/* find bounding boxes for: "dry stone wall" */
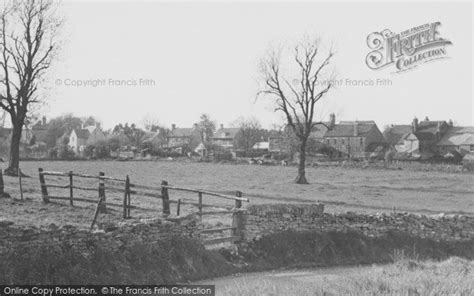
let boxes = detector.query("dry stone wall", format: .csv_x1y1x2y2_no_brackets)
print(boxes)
0,203,472,254
243,203,474,242
0,219,197,254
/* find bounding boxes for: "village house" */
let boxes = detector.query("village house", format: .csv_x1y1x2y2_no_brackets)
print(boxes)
211,124,240,150
68,123,106,155
436,126,474,156
323,120,385,159
384,117,451,155
166,124,202,154
268,113,336,154
22,116,49,146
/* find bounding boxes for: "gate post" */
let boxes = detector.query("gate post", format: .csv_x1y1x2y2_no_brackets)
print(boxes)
232,191,244,242
38,168,49,203
98,172,106,212
161,180,170,217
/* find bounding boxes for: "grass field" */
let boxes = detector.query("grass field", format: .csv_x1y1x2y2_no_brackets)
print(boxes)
203,257,474,296
1,160,473,228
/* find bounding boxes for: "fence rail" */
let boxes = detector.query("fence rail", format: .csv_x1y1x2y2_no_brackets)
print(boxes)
34,168,250,246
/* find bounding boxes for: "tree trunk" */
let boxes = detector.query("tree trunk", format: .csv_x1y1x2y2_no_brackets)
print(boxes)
4,122,22,176
295,138,308,184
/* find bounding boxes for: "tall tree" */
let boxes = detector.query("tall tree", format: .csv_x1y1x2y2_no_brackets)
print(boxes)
0,0,62,175
258,38,334,184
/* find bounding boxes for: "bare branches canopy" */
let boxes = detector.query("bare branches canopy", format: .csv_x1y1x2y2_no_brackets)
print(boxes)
258,37,335,184
0,0,62,175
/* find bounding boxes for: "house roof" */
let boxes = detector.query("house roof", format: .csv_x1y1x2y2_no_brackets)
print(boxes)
86,128,106,145
437,126,474,146
383,125,412,145
73,129,91,140
169,128,196,138
213,128,240,139
324,121,377,138
416,120,447,134
311,124,329,139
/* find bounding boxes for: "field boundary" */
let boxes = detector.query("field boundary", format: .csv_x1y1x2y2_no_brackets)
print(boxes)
37,167,250,246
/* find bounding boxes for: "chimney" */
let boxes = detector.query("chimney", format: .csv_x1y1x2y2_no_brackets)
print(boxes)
412,117,418,133
96,122,101,130
42,116,47,126
171,124,176,130
220,124,224,130
424,116,429,121
329,113,335,129
353,123,358,137
193,123,198,129
448,119,453,127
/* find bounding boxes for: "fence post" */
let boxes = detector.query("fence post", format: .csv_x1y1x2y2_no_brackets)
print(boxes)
90,196,104,231
123,175,130,219
0,169,5,197
69,171,74,206
38,168,49,203
161,180,170,217
177,199,181,216
98,172,106,212
18,168,23,201
232,191,244,243
198,192,203,222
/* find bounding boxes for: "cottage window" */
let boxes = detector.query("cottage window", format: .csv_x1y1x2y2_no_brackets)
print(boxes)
333,139,336,145
360,137,363,146
342,139,345,145
470,145,474,151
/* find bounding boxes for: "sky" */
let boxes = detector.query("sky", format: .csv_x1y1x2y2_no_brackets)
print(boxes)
37,1,473,130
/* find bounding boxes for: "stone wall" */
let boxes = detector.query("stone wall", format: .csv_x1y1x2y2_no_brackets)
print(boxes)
1,203,473,255
0,219,197,254
243,203,474,242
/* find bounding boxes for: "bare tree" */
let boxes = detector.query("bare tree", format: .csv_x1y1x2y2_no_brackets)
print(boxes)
141,114,161,132
196,113,216,146
258,38,334,184
0,0,61,175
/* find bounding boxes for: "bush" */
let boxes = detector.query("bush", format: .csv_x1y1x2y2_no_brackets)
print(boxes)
214,150,234,161
82,140,112,159
58,145,75,160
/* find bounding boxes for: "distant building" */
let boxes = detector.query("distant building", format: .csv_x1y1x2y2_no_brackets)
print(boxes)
384,117,451,154
323,120,385,158
22,116,49,145
166,123,201,154
86,124,106,146
69,129,90,154
268,113,336,154
437,126,474,156
252,141,269,150
268,136,286,153
194,142,208,156
69,123,106,155
212,124,240,150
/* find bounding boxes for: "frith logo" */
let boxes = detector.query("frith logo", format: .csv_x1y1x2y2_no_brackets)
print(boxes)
366,22,452,73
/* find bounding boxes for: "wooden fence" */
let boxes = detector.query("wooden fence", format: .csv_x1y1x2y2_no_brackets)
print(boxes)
37,168,249,245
